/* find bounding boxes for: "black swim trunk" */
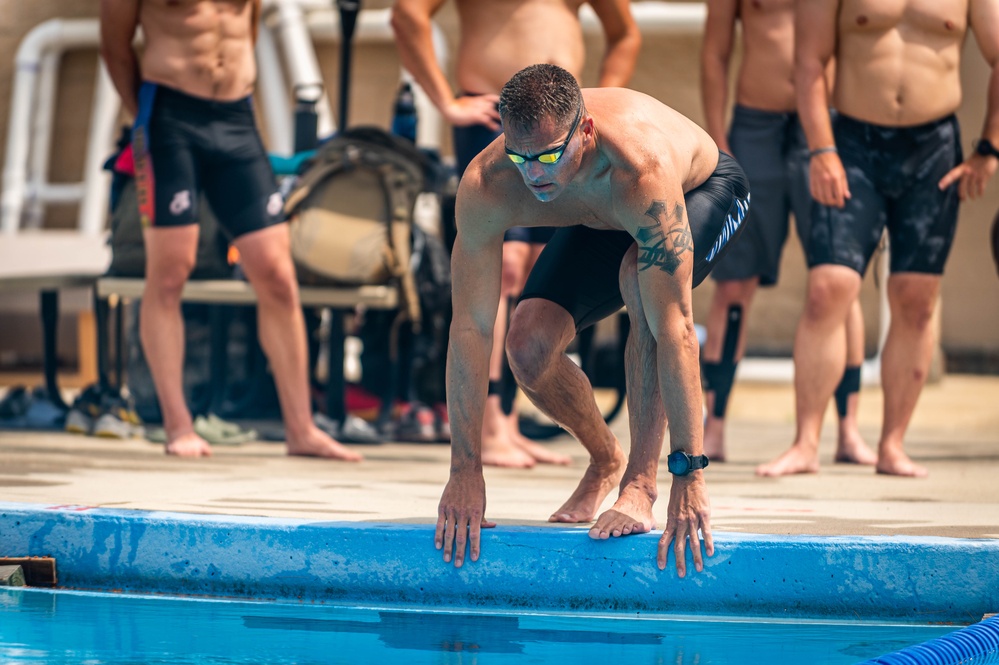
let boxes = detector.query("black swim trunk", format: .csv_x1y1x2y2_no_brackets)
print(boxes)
453,94,556,245
521,151,751,331
711,105,812,286
807,113,963,275
132,82,284,239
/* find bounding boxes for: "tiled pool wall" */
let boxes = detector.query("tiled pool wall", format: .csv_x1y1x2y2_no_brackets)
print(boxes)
2,502,997,623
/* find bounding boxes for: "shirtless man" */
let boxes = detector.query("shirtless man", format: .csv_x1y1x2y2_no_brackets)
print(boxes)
99,0,361,461
758,0,999,477
391,0,640,468
436,64,751,574
700,0,876,465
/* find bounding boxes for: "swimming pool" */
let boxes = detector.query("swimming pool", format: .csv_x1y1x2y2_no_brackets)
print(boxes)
2,502,998,663
0,587,965,664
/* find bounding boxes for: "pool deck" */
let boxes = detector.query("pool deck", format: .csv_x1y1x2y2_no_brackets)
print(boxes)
3,374,999,621
2,374,997,540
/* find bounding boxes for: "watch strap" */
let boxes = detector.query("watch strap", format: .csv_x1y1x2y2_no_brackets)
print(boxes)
690,454,710,471
975,138,999,159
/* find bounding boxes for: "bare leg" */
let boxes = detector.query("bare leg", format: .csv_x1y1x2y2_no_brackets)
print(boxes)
591,247,663,539
507,299,626,523
481,241,536,467
235,226,361,461
834,299,878,464
141,226,212,458
757,265,861,476
875,273,937,477
504,243,571,466
701,278,758,461
507,409,571,465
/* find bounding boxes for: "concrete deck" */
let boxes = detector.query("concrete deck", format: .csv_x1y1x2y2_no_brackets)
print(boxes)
2,374,997,541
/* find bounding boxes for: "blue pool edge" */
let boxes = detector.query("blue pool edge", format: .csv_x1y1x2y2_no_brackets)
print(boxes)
1,501,996,623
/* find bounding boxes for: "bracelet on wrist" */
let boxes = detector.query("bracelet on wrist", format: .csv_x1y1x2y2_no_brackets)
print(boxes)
809,146,838,158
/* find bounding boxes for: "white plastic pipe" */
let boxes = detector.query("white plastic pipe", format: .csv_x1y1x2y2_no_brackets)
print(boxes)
255,22,295,156
1,18,117,236
26,50,61,229
264,0,336,138
77,62,118,237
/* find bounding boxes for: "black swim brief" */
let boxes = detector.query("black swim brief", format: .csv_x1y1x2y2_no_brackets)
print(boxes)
520,151,751,331
711,105,812,286
806,113,963,275
132,82,284,239
453,94,555,245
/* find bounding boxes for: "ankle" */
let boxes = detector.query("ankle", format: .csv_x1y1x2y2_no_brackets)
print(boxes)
619,478,658,505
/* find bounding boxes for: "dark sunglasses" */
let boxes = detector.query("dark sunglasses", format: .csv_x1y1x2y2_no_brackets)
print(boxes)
505,105,582,165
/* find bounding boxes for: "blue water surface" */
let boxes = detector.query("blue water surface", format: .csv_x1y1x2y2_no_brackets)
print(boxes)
0,587,961,664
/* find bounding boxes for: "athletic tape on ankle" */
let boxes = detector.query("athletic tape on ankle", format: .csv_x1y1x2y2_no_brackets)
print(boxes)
835,366,862,419
703,305,743,418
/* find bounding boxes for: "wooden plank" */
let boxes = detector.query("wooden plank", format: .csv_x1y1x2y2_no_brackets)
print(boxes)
0,557,57,587
97,277,399,310
0,565,25,586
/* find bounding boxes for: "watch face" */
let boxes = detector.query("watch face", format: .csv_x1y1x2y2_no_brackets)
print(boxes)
976,139,999,158
668,452,690,475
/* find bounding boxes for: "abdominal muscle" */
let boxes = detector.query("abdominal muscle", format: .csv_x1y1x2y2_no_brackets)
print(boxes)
139,0,257,101
833,22,964,126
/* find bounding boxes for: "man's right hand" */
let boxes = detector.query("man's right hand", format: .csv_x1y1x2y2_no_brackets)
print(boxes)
436,470,497,567
809,150,851,208
444,94,502,130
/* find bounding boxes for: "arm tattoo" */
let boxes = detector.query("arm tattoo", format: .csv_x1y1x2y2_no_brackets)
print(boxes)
636,200,693,274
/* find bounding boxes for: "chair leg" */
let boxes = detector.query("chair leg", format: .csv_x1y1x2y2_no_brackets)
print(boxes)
40,289,67,409
325,309,346,422
94,288,112,393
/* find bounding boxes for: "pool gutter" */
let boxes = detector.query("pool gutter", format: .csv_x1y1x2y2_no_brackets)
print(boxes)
2,502,996,623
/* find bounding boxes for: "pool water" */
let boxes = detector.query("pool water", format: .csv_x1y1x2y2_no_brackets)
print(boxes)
0,587,962,664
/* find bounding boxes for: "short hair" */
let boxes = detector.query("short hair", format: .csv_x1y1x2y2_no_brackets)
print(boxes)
499,64,583,135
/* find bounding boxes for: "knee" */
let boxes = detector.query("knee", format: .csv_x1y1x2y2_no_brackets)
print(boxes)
249,256,299,305
500,257,526,298
144,262,194,304
891,281,937,330
713,279,755,305
506,316,557,386
803,270,857,321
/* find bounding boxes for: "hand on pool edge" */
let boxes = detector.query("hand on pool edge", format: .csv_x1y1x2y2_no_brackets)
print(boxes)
435,471,497,568
658,472,713,577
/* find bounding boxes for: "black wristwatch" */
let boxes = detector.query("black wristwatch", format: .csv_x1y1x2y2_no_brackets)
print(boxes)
974,138,999,160
667,451,710,476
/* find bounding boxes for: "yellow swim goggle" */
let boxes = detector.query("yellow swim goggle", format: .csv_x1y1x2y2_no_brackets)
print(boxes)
505,105,581,165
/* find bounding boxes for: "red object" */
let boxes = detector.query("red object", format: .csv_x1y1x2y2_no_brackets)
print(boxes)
114,143,135,176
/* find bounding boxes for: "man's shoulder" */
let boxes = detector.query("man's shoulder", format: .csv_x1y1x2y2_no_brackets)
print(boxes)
456,155,524,219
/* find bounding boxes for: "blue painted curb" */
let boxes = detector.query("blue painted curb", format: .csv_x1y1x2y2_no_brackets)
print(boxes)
2,502,997,622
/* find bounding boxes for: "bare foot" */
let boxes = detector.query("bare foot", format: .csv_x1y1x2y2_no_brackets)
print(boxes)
549,444,627,523
876,448,928,478
286,426,363,462
834,428,878,465
481,406,535,469
703,415,726,462
755,444,820,477
165,431,213,458
589,485,657,539
508,414,571,465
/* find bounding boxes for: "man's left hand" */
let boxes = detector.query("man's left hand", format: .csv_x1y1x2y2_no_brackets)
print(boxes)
657,473,713,577
939,154,998,201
